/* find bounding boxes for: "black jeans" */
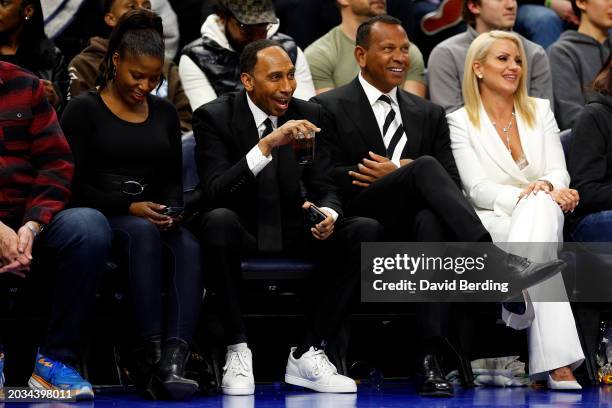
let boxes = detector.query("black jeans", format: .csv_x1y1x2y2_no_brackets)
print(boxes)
198,208,384,346
108,215,203,343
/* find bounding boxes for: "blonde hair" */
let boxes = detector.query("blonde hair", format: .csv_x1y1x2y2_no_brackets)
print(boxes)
462,30,536,128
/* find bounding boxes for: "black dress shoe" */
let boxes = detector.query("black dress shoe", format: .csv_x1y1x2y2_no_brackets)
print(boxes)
156,338,199,400
501,253,565,299
419,354,453,398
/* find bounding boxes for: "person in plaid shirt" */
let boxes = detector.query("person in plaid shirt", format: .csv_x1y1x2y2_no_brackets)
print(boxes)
0,61,112,399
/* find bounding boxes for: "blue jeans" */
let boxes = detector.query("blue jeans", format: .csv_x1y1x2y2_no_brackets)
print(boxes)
515,5,564,49
35,208,112,364
570,210,612,242
108,215,203,343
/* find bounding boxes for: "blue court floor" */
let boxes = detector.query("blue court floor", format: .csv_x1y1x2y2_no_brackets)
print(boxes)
5,382,612,408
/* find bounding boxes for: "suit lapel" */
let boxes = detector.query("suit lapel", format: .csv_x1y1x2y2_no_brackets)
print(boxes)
341,79,386,156
397,90,423,158
478,104,528,182
232,90,260,154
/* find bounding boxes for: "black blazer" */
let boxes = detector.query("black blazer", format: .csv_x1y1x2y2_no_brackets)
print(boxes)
311,77,461,204
193,90,342,237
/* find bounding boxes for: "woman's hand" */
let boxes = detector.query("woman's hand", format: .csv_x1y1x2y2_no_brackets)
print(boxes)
549,188,580,213
128,202,172,228
518,180,552,201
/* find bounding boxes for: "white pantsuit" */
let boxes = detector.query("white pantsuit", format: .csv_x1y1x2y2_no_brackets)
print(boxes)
447,98,584,378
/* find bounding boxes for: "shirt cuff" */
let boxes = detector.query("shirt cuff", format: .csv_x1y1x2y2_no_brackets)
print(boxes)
246,144,272,176
320,207,339,222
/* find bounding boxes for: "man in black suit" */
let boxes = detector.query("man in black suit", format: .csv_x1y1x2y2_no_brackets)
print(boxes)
192,39,383,396
312,15,565,397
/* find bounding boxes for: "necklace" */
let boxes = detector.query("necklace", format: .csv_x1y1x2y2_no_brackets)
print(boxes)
492,111,516,152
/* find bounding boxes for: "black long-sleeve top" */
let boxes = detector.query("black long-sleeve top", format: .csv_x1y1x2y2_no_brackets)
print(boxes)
568,93,612,217
60,91,183,214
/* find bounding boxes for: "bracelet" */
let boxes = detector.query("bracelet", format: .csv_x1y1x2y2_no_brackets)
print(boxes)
26,222,41,239
537,179,554,191
545,0,552,8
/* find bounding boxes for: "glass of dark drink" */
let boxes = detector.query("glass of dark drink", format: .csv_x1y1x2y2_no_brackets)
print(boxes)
292,130,315,165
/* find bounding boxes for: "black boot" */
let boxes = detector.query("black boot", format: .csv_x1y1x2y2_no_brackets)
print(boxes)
121,336,162,400
157,338,199,400
419,354,453,398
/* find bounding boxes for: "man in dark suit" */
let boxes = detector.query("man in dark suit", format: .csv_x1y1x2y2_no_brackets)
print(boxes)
312,15,565,397
192,39,383,396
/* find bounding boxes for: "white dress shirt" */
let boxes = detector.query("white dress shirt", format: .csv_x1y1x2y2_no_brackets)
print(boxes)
357,73,407,167
244,93,338,221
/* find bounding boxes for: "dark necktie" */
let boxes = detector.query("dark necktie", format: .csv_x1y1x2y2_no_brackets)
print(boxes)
378,94,407,160
257,118,283,252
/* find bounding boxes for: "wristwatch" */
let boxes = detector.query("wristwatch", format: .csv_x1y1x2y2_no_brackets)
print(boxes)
26,221,44,239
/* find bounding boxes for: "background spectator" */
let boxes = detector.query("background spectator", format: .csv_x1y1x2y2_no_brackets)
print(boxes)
547,0,612,130
179,0,315,111
0,0,68,111
305,0,426,97
515,0,579,49
568,55,612,241
42,0,180,63
428,0,553,112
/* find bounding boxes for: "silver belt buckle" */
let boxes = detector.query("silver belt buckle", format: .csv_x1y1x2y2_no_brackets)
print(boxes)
122,180,146,195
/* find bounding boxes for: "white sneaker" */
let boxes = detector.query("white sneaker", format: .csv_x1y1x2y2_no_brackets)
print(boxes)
222,346,255,395
285,347,357,393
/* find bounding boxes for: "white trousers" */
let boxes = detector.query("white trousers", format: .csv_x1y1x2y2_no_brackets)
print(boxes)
485,193,584,378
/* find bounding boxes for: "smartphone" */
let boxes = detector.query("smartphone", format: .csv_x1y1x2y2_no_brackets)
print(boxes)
303,204,327,227
163,206,184,218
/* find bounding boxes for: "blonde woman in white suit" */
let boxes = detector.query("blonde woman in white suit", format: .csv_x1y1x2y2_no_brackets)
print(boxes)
446,30,584,390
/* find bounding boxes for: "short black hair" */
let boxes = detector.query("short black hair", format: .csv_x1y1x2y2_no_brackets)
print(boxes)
239,39,284,74
356,15,403,49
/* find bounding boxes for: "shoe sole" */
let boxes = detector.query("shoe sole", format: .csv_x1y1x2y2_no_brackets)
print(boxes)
503,261,566,302
28,375,94,400
163,380,198,400
419,389,454,398
285,374,357,393
222,385,255,395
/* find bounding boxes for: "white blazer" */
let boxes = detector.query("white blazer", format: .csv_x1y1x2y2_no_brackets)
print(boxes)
446,98,569,226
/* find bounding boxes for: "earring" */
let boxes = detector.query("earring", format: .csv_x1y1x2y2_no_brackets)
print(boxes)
477,73,483,79
25,16,30,20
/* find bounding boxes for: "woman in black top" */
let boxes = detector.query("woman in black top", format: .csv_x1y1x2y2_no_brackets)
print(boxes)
60,9,201,400
568,54,612,241
0,0,67,110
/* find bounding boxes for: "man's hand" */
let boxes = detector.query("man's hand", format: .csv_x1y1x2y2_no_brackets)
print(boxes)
258,119,319,157
303,202,335,240
348,151,398,187
128,202,173,229
0,222,30,277
549,188,580,213
41,80,60,108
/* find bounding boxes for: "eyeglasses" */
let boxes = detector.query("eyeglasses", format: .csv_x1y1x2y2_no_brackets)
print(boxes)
230,14,272,34
237,21,272,33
